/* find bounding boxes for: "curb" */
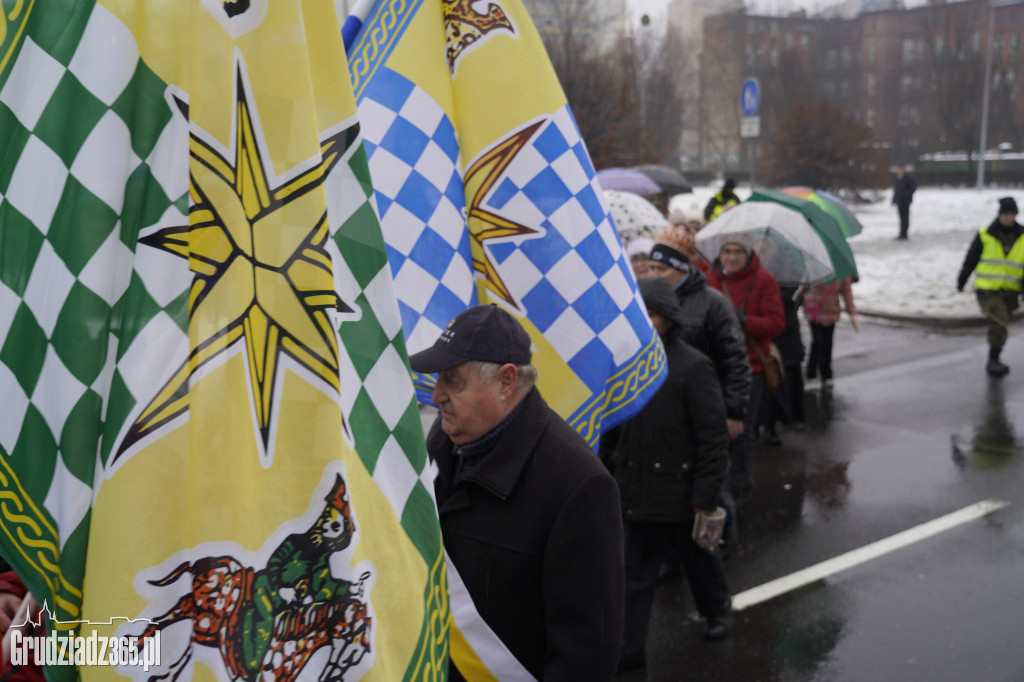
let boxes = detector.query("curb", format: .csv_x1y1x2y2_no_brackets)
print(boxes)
858,308,1024,328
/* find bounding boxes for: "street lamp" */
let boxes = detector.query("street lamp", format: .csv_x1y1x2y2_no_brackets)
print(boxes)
977,0,1020,188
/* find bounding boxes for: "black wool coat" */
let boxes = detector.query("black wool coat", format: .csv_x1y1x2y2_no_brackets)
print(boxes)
600,331,730,521
429,387,624,682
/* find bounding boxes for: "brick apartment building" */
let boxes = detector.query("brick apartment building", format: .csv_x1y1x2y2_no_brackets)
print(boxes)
698,0,1024,177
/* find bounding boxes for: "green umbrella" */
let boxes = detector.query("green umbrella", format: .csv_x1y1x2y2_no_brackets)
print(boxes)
781,186,864,237
746,189,858,281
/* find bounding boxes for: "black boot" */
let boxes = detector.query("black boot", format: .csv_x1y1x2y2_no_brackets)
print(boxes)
987,347,1010,377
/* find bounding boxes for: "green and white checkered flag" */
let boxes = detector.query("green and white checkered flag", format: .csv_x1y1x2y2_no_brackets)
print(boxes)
0,2,446,681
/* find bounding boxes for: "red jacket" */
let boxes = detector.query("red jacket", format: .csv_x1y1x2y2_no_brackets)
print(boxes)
707,251,786,373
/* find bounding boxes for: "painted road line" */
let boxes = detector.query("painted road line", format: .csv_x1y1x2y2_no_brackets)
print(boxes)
732,498,1010,612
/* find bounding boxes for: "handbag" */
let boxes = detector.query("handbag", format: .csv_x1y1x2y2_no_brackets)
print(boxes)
752,339,785,390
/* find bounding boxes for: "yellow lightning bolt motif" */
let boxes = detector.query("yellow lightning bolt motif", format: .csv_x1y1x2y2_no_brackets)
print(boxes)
463,120,544,309
116,67,356,461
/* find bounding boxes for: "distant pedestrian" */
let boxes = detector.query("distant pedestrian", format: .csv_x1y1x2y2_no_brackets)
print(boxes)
891,164,917,240
956,196,1024,377
704,178,740,222
802,277,860,388
601,278,733,671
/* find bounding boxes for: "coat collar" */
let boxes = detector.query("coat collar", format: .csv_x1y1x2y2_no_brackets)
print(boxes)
430,387,549,509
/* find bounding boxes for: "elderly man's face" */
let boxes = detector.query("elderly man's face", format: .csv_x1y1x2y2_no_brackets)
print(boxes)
431,362,513,444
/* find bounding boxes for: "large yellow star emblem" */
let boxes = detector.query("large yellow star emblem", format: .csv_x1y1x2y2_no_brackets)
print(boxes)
115,67,355,463
463,120,544,309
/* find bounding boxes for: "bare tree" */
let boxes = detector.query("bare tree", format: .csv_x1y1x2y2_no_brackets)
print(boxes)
760,100,890,191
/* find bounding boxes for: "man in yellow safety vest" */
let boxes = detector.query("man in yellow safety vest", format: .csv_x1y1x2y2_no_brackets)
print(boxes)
957,196,1024,376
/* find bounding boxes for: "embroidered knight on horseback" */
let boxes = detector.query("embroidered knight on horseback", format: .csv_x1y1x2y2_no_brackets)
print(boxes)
137,474,373,682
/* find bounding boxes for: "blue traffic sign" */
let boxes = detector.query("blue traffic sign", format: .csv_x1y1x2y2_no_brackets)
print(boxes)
740,77,761,117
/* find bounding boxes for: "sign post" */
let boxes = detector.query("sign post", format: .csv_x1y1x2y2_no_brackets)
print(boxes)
739,77,761,190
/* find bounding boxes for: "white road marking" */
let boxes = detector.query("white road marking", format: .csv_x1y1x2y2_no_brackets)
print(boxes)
731,498,1010,612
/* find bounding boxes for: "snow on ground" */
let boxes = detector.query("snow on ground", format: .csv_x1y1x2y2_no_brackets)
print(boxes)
669,184,1024,319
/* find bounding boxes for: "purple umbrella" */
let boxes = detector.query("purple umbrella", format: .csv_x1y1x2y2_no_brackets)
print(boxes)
596,167,662,196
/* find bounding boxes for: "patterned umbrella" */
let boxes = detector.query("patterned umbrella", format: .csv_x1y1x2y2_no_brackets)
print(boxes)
781,186,864,237
596,167,662,196
603,190,669,240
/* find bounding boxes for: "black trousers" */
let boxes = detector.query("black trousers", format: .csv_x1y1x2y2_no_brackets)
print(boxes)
897,203,911,238
807,322,836,380
727,372,764,497
620,520,732,665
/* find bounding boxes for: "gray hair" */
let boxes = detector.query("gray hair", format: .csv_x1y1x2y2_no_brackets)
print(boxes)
466,360,538,392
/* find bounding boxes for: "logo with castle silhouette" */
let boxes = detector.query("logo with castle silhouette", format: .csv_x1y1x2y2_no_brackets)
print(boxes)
8,601,161,670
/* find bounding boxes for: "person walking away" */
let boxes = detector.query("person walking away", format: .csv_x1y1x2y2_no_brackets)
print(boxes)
601,278,733,673
706,239,785,500
803,276,860,388
409,304,625,681
956,196,1024,377
704,178,740,222
892,164,917,240
760,285,806,445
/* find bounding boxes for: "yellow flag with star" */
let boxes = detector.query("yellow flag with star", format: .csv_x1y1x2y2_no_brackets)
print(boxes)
0,2,446,682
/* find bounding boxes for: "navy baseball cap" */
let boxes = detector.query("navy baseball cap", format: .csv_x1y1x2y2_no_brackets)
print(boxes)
409,304,533,373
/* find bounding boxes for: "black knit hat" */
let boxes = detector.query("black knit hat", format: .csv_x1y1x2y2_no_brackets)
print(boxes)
999,197,1018,215
638,277,687,330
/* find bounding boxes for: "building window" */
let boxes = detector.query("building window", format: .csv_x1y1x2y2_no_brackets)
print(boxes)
771,21,779,37
747,45,755,65
826,49,837,69
867,73,877,95
801,34,809,49
972,31,981,53
1012,34,1019,57
841,79,850,97
786,32,794,49
935,36,943,56
901,74,914,94
867,108,875,127
841,46,851,66
902,39,915,61
771,47,778,66
824,80,836,97
869,42,877,63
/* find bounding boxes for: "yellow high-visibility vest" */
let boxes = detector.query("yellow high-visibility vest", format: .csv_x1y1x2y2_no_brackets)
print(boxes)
708,192,739,221
975,227,1024,291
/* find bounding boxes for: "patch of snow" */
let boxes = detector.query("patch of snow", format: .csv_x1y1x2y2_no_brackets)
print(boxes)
669,185,1024,319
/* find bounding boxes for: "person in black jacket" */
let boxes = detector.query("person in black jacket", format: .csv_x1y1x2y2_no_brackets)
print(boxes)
892,164,917,240
646,231,751,441
410,304,624,682
602,278,733,672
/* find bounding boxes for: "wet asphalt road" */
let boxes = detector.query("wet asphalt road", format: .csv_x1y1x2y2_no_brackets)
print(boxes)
621,318,1024,682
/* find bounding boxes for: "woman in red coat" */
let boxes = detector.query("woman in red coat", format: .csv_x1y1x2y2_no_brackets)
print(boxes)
707,238,785,501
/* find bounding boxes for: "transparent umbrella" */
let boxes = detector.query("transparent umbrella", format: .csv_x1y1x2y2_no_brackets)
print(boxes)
695,202,836,286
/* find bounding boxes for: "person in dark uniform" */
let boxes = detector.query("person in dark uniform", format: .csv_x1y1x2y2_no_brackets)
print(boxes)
957,196,1024,377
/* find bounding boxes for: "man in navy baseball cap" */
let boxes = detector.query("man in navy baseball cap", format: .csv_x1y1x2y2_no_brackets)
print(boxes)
409,304,532,374
409,303,624,681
